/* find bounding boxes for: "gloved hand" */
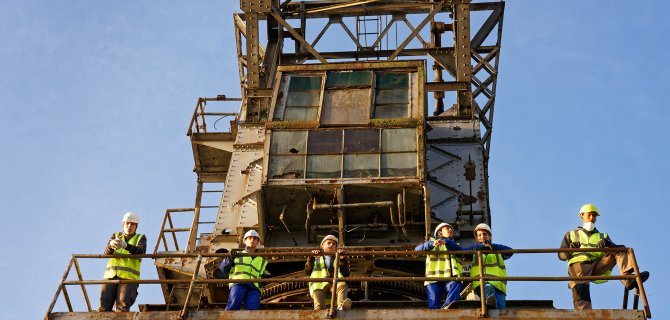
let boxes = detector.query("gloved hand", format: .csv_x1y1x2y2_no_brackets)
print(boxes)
569,241,581,248
596,239,607,248
118,239,128,249
109,239,120,250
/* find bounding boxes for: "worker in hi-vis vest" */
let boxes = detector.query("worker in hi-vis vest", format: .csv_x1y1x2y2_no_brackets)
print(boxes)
465,223,512,310
414,222,464,309
217,229,268,310
559,204,650,309
99,211,146,312
305,235,352,310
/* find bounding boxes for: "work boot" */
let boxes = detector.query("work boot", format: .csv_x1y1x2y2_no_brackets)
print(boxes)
338,298,352,310
624,271,649,290
485,293,497,308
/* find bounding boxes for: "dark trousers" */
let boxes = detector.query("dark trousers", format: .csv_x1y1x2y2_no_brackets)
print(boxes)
99,276,139,311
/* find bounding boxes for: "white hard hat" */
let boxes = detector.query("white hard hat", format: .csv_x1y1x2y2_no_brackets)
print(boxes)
434,222,453,238
473,223,492,236
122,211,140,224
244,229,260,240
320,235,339,247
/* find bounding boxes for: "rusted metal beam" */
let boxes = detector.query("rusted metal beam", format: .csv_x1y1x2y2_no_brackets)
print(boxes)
425,81,468,92
270,7,327,63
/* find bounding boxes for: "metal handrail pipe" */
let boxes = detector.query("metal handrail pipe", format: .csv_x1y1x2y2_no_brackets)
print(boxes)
71,247,630,259
61,274,638,286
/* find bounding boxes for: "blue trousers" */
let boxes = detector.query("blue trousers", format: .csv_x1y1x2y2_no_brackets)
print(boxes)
483,283,506,309
426,281,463,309
226,284,261,310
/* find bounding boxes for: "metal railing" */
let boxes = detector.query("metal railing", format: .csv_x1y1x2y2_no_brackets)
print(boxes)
154,208,216,253
187,96,240,136
45,247,651,319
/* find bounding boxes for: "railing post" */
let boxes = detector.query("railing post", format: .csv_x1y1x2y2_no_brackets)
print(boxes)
72,258,92,311
154,209,170,253
627,248,651,318
477,250,487,317
186,182,204,252
327,251,340,318
45,256,74,319
179,254,203,319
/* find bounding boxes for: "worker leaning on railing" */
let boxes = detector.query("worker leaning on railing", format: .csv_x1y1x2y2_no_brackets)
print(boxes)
466,223,513,310
305,235,352,311
99,211,147,312
414,222,463,309
215,229,268,311
558,204,650,310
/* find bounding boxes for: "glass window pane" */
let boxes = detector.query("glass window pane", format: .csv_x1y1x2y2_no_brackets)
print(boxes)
373,104,408,119
269,155,305,179
326,71,372,88
344,154,379,178
286,91,321,107
344,129,380,153
375,88,408,105
321,89,370,125
382,128,416,152
284,107,318,121
306,155,342,178
307,130,342,154
376,72,409,89
270,131,307,154
289,76,322,91
381,152,417,177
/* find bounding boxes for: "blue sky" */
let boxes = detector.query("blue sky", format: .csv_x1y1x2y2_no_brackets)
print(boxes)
1,1,668,319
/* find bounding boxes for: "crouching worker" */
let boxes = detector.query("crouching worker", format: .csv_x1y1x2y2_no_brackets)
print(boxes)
305,235,352,310
415,222,464,309
466,223,513,310
559,204,649,309
99,212,146,312
217,229,267,310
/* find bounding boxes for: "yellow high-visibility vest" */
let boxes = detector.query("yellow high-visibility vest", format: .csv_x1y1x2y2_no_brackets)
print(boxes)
309,256,343,295
567,229,610,283
104,233,144,280
471,252,507,294
424,237,462,285
229,250,267,289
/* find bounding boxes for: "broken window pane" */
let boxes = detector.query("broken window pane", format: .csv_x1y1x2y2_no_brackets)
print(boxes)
321,89,370,125
344,154,379,178
289,76,322,91
376,72,409,89
270,130,307,155
269,155,305,179
325,71,372,88
381,152,417,177
344,129,380,153
306,155,342,178
307,130,342,154
382,128,416,152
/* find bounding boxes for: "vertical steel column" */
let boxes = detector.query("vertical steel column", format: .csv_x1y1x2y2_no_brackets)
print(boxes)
454,2,473,116
246,12,261,121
